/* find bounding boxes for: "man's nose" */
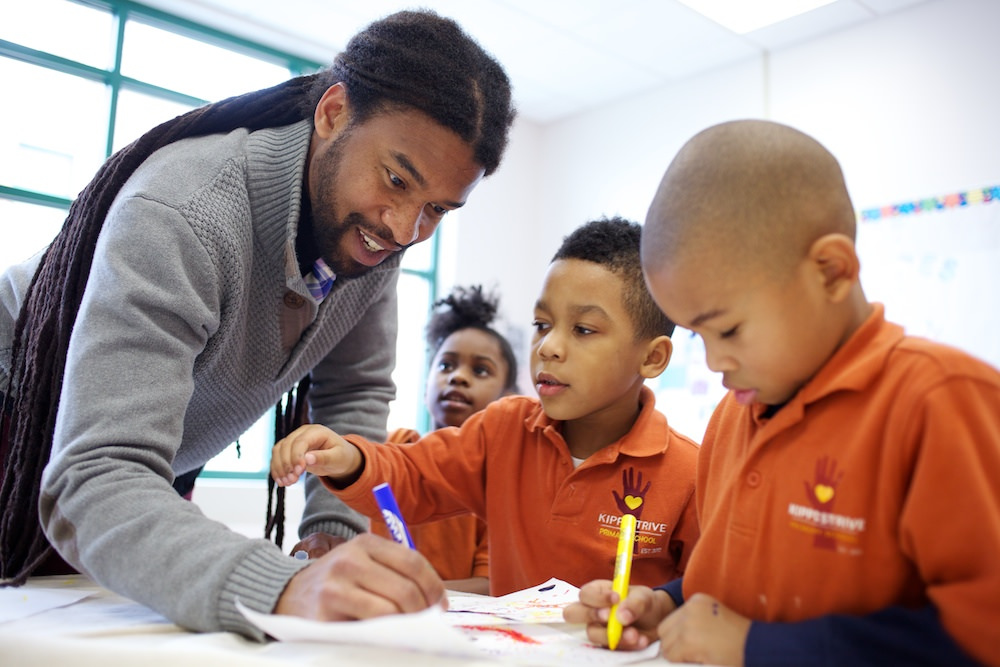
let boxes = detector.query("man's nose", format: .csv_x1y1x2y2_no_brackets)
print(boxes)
383,203,425,247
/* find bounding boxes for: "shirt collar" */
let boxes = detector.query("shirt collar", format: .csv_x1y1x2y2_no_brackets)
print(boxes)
304,257,336,302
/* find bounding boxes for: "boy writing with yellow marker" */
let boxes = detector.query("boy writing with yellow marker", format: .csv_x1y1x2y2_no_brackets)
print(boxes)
271,217,700,596
564,120,1000,666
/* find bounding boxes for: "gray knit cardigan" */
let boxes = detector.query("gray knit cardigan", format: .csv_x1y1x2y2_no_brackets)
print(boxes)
1,120,401,638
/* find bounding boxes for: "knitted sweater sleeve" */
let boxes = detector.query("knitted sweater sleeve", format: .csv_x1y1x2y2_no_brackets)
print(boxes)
39,192,305,639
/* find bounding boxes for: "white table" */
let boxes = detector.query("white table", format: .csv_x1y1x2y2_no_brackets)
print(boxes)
0,576,670,666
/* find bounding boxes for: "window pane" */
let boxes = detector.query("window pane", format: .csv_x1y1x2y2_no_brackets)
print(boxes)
0,199,67,271
401,227,436,271
0,0,114,69
388,273,433,432
113,89,197,152
0,59,108,199
121,20,291,102
203,409,273,474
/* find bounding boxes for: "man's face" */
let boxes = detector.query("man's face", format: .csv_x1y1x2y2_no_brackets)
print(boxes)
306,87,485,278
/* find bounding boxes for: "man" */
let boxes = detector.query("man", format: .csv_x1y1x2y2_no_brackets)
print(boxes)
0,10,515,639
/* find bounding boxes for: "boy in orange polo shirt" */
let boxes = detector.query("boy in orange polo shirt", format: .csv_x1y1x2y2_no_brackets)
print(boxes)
565,120,1000,666
272,216,701,596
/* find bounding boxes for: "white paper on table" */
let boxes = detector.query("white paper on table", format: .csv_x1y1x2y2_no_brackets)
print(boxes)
0,586,94,623
445,577,581,624
237,600,484,660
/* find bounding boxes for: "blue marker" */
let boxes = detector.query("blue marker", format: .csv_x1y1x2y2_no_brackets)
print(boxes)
372,482,415,549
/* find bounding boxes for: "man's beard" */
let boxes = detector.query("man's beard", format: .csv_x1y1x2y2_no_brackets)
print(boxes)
308,129,381,279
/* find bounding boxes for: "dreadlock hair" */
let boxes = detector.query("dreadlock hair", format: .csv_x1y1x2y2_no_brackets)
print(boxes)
426,285,519,393
264,375,312,549
552,217,677,341
309,10,515,176
0,9,515,585
0,75,316,586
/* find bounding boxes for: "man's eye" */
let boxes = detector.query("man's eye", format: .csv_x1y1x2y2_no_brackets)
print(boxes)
720,326,739,339
430,204,447,215
388,171,404,187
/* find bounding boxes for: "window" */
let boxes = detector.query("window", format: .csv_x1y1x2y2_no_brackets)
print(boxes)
0,0,440,479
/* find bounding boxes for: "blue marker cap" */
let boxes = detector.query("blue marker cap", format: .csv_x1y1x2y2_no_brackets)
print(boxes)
372,482,415,549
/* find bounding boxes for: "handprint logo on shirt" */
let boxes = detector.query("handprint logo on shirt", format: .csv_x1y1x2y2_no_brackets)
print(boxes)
804,456,844,550
613,467,651,521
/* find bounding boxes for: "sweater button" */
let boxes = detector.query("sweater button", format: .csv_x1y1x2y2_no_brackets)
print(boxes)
283,292,305,309
746,470,762,487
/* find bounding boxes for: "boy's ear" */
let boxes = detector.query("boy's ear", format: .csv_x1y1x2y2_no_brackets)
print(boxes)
808,233,859,303
640,335,673,379
313,82,352,139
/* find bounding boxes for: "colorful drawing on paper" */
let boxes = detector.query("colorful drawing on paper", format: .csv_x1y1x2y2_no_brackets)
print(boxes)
446,577,580,624
454,620,658,665
457,624,542,644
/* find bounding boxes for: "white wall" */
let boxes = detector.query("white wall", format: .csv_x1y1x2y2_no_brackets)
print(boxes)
768,0,1000,206
444,0,1000,435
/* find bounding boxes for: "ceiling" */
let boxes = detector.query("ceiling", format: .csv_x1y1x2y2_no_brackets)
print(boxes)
141,0,932,124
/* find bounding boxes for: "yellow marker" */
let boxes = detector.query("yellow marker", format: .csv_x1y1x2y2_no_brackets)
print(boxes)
607,513,637,650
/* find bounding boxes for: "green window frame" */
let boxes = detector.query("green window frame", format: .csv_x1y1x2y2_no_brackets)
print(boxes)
0,0,439,479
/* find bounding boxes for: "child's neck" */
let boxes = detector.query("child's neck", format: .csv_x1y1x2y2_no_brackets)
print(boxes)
561,401,643,460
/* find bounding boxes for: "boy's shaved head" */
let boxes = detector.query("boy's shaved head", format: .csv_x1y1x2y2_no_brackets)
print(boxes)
642,120,857,279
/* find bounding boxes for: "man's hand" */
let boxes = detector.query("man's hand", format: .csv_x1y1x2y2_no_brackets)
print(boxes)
658,593,750,666
562,580,675,651
288,532,349,559
271,424,363,487
274,533,445,620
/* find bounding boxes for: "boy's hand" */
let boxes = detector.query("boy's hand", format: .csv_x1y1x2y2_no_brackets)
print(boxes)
562,580,675,650
658,593,750,666
274,533,446,620
270,424,363,486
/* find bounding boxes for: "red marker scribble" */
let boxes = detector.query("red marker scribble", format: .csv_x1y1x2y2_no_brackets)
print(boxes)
459,625,541,644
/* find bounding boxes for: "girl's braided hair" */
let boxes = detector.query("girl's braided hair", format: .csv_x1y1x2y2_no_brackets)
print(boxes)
426,285,518,393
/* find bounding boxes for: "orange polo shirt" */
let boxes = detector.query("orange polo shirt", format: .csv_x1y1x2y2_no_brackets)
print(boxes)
370,428,489,581
683,304,1000,666
329,387,700,596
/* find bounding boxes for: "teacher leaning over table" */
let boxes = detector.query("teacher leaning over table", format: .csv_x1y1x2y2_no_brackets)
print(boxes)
0,9,515,640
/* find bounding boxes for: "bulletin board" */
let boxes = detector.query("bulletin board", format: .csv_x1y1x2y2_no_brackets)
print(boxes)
856,185,1000,371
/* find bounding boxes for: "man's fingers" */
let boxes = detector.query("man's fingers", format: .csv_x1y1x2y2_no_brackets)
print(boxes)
361,534,445,612
275,534,444,621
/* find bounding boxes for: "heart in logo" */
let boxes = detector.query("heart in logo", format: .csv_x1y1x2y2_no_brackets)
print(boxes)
814,484,834,504
624,495,643,510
